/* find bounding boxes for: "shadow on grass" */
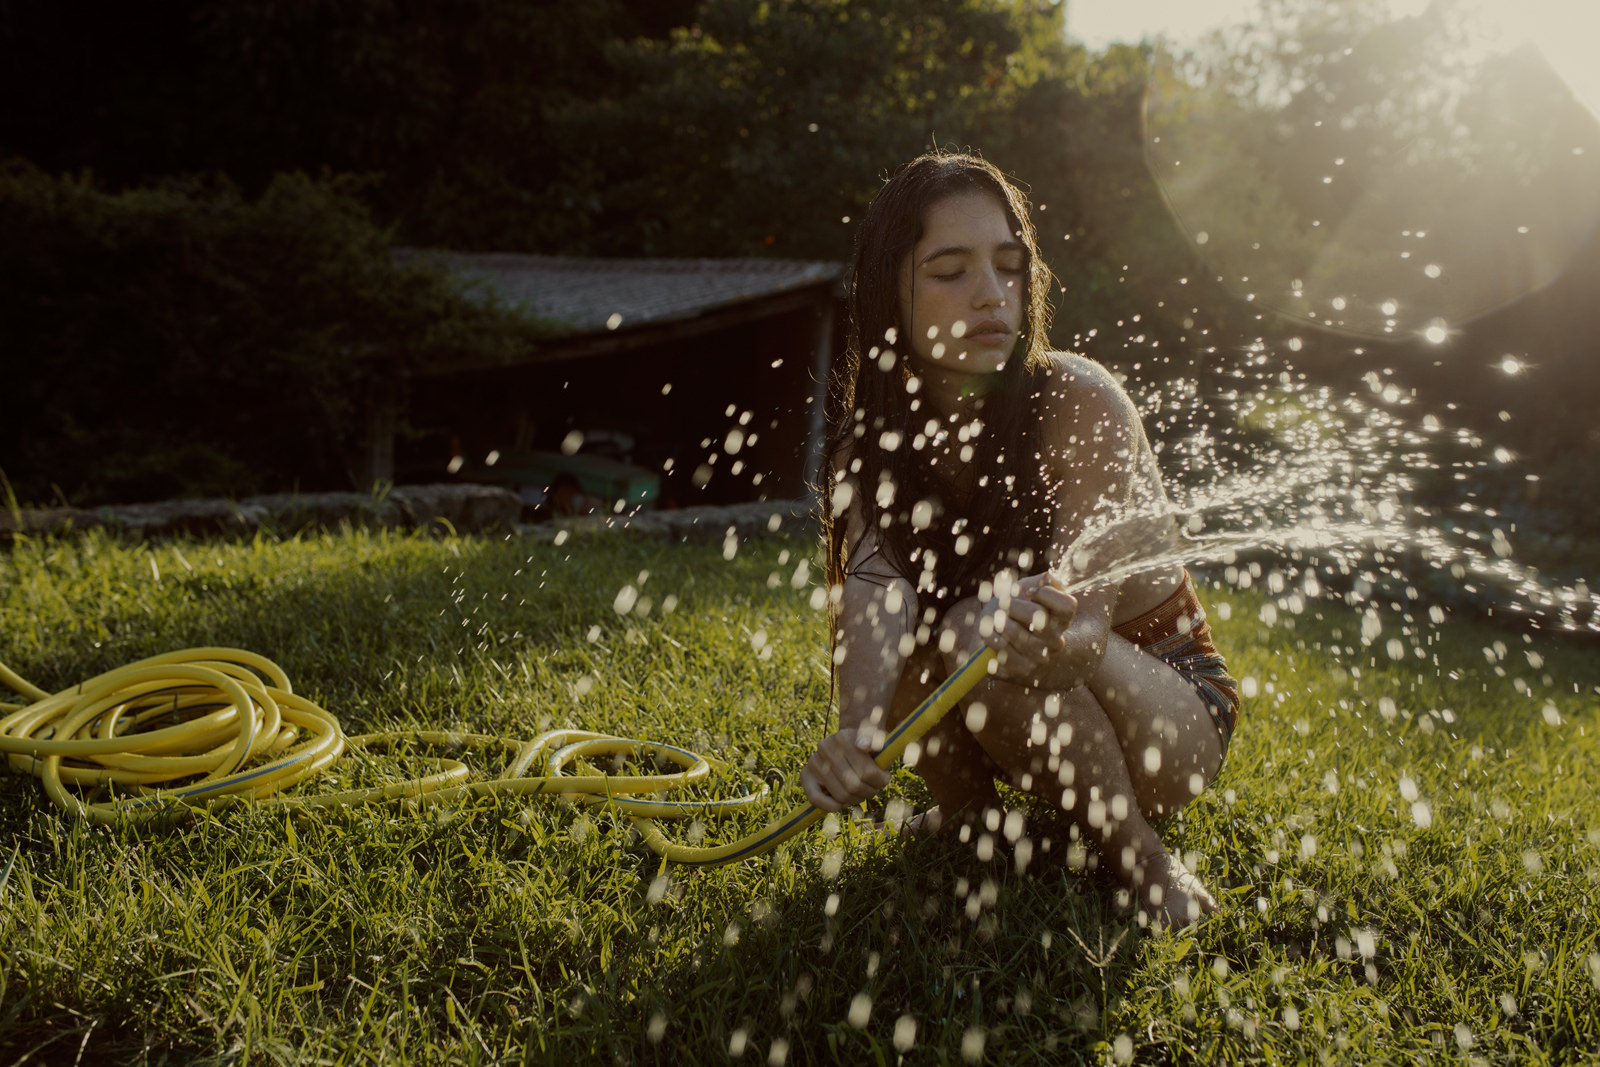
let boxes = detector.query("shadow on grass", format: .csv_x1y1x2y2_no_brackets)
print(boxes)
617,825,1153,1065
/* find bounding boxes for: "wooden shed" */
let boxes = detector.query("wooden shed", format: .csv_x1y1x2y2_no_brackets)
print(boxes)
368,254,843,512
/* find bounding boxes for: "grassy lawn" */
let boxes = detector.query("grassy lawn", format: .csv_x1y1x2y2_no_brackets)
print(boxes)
1,527,1597,1065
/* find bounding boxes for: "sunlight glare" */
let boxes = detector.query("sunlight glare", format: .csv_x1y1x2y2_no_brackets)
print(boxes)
1460,0,1600,120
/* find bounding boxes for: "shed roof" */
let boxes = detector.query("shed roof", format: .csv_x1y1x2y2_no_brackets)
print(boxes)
415,252,843,336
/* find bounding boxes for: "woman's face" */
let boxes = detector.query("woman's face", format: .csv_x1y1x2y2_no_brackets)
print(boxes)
898,190,1026,376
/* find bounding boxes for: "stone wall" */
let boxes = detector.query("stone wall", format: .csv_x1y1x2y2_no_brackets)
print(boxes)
1,485,521,539
1,486,821,544
526,498,821,544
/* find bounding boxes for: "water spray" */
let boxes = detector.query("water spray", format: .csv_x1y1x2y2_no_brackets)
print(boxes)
0,514,1191,863
2,493,1592,864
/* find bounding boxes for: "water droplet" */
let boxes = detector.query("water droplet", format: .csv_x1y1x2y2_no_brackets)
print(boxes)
1411,800,1433,828
965,703,988,732
821,849,842,881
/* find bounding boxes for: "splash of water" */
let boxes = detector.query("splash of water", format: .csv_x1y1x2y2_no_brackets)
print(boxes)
1052,359,1598,634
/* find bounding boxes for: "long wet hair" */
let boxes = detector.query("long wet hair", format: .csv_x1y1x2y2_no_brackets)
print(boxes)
824,150,1057,615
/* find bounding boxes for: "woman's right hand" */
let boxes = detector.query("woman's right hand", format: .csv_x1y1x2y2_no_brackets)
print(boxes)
799,728,892,812
974,572,1077,683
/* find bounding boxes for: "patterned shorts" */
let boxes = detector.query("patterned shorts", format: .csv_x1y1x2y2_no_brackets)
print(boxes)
1112,571,1240,753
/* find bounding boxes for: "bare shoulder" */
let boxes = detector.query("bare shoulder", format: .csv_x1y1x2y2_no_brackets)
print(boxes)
1033,352,1141,441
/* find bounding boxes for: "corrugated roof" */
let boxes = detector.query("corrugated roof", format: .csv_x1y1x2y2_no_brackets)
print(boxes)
414,252,843,335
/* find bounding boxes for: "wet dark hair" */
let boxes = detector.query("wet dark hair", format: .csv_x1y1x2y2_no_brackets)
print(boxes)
823,149,1056,615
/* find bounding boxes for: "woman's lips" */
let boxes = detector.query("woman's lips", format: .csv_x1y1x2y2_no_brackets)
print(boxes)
968,319,1011,343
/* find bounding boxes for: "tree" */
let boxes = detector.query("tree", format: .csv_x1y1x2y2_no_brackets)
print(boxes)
0,0,697,248
545,0,1077,259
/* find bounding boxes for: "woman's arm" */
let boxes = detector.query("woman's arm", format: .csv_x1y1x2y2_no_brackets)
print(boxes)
1040,354,1148,554
959,355,1149,692
832,557,919,740
800,484,920,812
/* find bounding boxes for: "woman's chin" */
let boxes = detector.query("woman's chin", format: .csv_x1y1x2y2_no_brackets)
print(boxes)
920,348,1011,377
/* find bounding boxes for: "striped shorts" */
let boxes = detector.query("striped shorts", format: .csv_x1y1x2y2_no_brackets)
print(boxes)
1112,571,1240,753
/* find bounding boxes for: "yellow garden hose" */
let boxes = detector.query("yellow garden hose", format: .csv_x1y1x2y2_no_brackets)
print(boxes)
0,645,994,867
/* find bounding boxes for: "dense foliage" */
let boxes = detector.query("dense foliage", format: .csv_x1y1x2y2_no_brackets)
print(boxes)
1,0,1595,527
0,0,1220,350
0,1,1095,257
0,164,542,505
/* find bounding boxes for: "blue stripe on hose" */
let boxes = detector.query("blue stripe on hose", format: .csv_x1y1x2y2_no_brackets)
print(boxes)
875,648,985,755
674,804,820,867
119,746,319,809
612,796,762,814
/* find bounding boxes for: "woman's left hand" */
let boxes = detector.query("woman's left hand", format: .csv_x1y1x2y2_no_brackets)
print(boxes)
980,573,1077,682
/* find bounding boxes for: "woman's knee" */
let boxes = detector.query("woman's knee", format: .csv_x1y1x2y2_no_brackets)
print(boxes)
1092,642,1224,775
934,597,987,673
1024,683,1208,818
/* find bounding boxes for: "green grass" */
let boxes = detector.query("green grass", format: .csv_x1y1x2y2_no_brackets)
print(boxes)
1,527,1597,1065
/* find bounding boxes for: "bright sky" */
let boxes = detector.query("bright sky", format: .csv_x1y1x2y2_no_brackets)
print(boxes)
1065,0,1264,49
1064,0,1600,118
1063,0,1427,49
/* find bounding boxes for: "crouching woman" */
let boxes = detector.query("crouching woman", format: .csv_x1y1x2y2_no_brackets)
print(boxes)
799,150,1240,928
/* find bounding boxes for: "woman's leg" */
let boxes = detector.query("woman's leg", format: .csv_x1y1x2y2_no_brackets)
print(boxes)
883,642,1005,832
1082,631,1226,818
935,602,1226,926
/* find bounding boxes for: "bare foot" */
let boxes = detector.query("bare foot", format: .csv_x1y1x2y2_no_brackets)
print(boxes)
850,803,941,841
1119,851,1219,930
901,805,943,837
903,805,1003,844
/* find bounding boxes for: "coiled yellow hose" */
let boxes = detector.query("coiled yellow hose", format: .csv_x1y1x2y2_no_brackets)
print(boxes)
0,645,993,866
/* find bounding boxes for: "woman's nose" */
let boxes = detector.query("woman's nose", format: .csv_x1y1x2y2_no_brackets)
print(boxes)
974,266,1008,307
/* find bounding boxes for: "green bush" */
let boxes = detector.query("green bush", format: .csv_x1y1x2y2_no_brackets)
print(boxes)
0,162,541,506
